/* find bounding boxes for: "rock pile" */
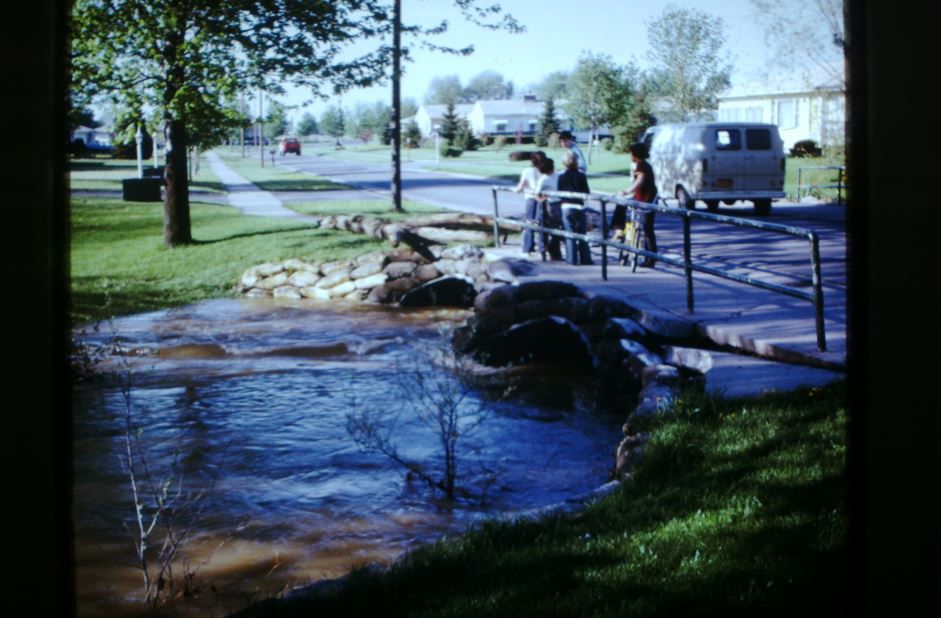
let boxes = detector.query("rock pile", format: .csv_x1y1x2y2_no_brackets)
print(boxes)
451,280,714,479
237,245,529,308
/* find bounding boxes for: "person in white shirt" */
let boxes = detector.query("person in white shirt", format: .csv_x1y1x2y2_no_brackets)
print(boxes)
535,157,564,260
513,150,546,255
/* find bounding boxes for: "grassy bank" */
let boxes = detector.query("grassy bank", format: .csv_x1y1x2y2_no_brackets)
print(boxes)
69,196,388,325
237,381,847,617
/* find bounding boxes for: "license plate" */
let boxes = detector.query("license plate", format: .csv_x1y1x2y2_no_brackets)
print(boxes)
715,178,733,188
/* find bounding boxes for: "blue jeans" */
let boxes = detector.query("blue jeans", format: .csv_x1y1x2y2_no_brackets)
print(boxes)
562,206,593,265
522,197,539,253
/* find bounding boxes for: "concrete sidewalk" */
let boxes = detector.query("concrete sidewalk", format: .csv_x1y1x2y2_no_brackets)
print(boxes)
206,151,847,398
483,244,846,398
205,151,320,222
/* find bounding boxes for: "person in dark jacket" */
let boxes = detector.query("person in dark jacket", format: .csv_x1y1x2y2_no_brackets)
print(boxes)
557,150,593,265
618,142,658,267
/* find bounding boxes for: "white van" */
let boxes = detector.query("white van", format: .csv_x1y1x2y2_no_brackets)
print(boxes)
641,122,786,215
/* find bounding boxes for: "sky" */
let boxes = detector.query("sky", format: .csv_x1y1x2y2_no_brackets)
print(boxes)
275,0,787,124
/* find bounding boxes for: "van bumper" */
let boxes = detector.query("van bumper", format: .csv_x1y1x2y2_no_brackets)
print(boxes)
694,191,785,200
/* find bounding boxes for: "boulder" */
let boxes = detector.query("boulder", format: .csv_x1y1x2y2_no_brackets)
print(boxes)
574,295,639,324
351,261,384,280
474,284,516,313
414,263,442,282
288,270,321,288
439,244,486,260
243,288,272,298
355,250,388,266
514,297,585,323
662,346,713,374
316,269,352,289
604,317,648,341
399,275,478,308
383,261,418,279
327,280,357,298
360,218,384,238
273,285,302,300
282,258,317,272
252,262,286,278
513,280,585,303
619,339,663,378
240,270,260,289
475,316,594,368
487,260,518,284
353,272,388,290
254,272,289,290
320,259,352,276
300,286,331,300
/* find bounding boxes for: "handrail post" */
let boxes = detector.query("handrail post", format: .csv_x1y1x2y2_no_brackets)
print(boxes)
600,198,608,281
539,199,547,262
838,167,844,204
809,231,827,351
684,212,694,313
491,187,501,248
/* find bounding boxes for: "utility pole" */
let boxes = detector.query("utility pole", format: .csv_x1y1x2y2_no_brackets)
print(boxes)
391,0,403,212
258,88,265,167
240,92,246,158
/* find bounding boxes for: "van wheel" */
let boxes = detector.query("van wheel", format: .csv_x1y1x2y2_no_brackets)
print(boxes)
676,187,694,210
705,200,719,212
753,199,771,215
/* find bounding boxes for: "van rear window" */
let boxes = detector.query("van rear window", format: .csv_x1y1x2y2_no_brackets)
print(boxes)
715,129,741,151
746,129,772,150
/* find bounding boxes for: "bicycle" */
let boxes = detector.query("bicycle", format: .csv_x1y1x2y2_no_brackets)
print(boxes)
614,196,661,272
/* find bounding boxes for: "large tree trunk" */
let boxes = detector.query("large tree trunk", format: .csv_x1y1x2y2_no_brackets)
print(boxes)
163,118,193,246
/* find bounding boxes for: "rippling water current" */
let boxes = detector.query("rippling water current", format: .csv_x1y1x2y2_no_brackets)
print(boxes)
72,299,626,616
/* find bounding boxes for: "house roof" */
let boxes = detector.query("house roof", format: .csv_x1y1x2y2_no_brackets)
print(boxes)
474,98,546,116
418,103,475,118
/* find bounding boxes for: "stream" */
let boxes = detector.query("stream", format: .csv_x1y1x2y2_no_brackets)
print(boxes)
71,298,627,616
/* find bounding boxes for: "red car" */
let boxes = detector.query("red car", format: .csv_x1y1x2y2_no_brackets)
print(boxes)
279,137,301,155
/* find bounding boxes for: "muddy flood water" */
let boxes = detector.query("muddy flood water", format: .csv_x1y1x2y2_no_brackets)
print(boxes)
71,298,628,616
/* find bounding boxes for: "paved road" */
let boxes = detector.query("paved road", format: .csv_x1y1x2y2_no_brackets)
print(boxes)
278,152,526,217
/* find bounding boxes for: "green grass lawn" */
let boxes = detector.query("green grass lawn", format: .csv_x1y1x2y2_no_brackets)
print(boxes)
68,156,227,193
68,152,452,325
69,196,390,325
237,381,848,618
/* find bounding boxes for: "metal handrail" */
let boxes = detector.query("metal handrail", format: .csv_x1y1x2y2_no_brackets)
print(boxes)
490,186,828,351
797,165,845,204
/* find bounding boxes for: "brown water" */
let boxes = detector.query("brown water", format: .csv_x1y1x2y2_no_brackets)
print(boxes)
71,298,627,616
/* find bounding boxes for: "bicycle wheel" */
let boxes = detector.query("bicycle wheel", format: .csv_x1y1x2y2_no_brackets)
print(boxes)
629,223,642,272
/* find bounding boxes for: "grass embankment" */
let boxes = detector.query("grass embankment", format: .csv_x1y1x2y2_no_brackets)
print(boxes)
69,153,444,325
238,382,847,618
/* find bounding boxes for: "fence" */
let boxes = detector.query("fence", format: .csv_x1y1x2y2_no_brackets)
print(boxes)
797,165,845,204
490,186,828,351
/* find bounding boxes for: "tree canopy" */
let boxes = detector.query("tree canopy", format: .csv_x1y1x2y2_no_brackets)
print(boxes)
645,6,732,121
71,0,395,245
295,112,320,137
749,0,846,91
563,53,635,142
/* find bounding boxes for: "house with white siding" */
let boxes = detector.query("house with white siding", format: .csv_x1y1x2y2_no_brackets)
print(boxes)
717,83,845,151
413,103,475,137
413,96,581,140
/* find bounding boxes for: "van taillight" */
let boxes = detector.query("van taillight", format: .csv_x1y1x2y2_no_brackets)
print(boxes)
702,159,708,173
780,158,785,171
